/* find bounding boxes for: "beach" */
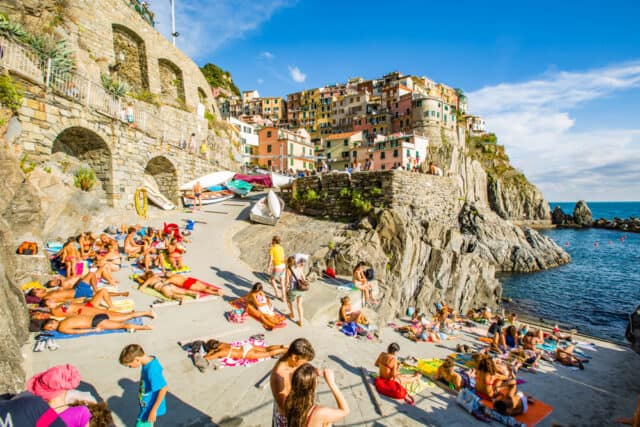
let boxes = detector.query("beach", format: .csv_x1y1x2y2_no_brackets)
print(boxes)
29,195,640,426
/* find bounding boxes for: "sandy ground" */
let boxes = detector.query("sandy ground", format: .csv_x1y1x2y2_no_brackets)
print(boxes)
28,193,640,427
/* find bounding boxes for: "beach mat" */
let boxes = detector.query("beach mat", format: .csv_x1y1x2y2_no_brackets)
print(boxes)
478,336,493,344
482,398,553,427
42,317,144,339
230,298,286,329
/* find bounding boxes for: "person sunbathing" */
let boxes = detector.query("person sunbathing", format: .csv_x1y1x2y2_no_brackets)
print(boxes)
165,274,223,296
42,315,152,334
77,232,95,260
494,386,533,416
124,227,144,256
167,237,185,270
245,282,285,330
58,238,81,277
555,345,587,369
45,299,155,322
137,271,198,302
29,281,127,308
95,233,118,255
96,242,122,272
203,339,287,360
522,329,545,351
434,358,463,390
339,296,368,325
374,343,420,387
475,353,515,399
352,262,378,305
503,325,520,349
50,269,117,291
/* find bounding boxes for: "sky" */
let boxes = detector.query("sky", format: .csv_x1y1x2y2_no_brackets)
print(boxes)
150,0,640,202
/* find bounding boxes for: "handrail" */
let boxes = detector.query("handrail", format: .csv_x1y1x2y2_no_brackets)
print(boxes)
0,36,211,155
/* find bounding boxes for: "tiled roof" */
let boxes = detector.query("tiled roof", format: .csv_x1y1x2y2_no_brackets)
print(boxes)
324,131,359,140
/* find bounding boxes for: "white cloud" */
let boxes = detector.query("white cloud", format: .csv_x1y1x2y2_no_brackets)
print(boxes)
150,1,294,61
260,51,275,60
257,78,264,84
288,65,306,83
468,62,640,201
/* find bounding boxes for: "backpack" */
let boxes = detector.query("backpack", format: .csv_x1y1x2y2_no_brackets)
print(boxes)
365,268,375,281
374,377,414,404
626,304,640,354
17,241,38,255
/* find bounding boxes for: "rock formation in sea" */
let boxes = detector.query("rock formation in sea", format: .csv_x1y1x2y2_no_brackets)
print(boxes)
573,200,593,227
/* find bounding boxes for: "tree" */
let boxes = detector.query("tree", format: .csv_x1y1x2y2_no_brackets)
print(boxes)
200,63,241,96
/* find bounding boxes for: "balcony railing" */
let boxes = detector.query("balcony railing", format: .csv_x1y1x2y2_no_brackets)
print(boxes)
0,37,209,151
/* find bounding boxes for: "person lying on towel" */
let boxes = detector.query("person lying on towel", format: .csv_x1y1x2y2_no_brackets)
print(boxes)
44,298,155,322
137,271,199,302
203,339,287,361
42,314,153,334
165,274,223,296
246,282,285,330
26,283,128,309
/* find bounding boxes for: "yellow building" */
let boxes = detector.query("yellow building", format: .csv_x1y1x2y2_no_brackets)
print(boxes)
260,97,286,123
321,131,364,170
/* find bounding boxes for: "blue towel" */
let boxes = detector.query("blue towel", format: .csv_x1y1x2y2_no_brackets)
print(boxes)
42,317,144,339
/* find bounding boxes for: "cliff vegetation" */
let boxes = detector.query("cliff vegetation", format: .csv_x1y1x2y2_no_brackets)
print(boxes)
200,63,241,97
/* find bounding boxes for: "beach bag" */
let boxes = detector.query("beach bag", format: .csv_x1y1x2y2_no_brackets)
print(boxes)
17,241,38,255
226,308,247,324
74,261,89,276
374,377,414,404
365,268,375,281
626,304,640,354
288,267,309,291
341,322,358,337
456,388,480,413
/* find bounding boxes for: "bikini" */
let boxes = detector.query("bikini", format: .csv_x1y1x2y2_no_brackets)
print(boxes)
305,405,318,426
182,277,197,290
255,294,273,315
227,343,253,359
91,313,108,328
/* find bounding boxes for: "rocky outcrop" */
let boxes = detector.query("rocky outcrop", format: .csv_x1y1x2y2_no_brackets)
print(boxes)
592,217,640,233
551,206,573,226
487,174,551,222
573,200,593,227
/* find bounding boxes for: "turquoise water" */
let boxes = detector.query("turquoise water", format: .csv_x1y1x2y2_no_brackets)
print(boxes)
501,201,640,341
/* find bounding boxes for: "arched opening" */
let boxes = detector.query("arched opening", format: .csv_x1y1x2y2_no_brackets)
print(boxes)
112,24,149,92
52,127,114,205
144,156,178,204
158,59,185,107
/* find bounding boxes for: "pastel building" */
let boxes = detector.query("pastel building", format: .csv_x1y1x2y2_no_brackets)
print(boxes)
320,131,364,170
228,117,258,166
258,127,315,172
410,94,457,130
357,133,427,171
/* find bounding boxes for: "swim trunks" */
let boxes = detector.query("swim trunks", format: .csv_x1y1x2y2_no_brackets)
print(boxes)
91,314,108,328
74,282,93,299
182,277,197,290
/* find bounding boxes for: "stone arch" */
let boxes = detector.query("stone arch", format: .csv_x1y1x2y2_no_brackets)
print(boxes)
197,87,207,105
112,24,149,92
52,126,114,205
144,156,179,204
158,59,185,107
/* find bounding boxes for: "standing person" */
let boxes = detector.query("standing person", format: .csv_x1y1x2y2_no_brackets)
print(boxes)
192,181,203,212
353,159,361,172
352,262,378,306
266,236,286,300
366,154,375,171
119,344,168,427
285,256,306,327
199,140,209,160
270,338,316,427
284,364,350,427
188,133,196,154
320,160,328,173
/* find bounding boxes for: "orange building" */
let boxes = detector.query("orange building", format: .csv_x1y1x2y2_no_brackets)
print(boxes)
257,127,315,172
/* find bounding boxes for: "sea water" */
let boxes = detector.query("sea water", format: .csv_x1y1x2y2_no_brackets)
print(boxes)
501,202,640,341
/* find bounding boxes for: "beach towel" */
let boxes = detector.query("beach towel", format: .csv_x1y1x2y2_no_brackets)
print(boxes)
40,317,144,339
415,358,443,377
481,398,553,427
185,336,271,368
130,274,218,303
478,336,494,344
110,299,135,313
230,298,286,329
448,353,476,369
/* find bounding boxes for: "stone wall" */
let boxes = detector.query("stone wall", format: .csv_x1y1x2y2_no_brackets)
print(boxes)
287,171,461,225
112,24,149,92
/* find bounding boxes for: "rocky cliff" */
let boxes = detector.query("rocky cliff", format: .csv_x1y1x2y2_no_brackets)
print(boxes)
283,171,569,321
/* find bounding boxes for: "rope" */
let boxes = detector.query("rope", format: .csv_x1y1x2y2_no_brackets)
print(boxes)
135,188,148,219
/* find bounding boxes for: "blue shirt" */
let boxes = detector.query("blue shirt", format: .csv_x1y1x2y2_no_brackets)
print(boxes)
138,357,167,421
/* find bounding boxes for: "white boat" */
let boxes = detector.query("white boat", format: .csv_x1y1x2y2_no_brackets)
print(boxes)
144,185,176,210
250,194,285,226
182,189,235,207
270,172,294,188
179,171,236,191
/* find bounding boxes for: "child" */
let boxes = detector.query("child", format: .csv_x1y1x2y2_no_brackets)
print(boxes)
119,344,168,426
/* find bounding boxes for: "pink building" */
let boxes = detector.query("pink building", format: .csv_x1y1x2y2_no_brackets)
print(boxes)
357,133,427,171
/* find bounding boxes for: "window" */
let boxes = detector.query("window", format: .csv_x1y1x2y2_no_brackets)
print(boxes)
380,152,386,159
431,111,435,117
406,149,411,157
302,147,306,156
327,153,332,159
342,151,349,158
352,150,357,158
437,112,440,118
344,139,348,146
267,131,272,138
290,158,294,166
267,144,272,153
381,164,386,170
289,143,293,153
268,160,272,167
393,149,398,157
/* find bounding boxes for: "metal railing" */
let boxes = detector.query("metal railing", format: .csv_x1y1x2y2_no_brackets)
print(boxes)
0,37,210,154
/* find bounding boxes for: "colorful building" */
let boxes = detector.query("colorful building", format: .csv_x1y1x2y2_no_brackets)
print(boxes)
257,127,315,172
320,131,364,170
228,117,259,167
260,97,287,123
357,133,427,171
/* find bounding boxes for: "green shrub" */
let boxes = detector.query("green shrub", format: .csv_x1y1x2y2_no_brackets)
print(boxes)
303,189,320,203
0,74,24,112
339,188,351,198
74,167,96,191
19,155,36,174
327,240,335,250
42,165,52,173
369,187,382,197
101,73,129,98
351,190,372,214
128,89,159,106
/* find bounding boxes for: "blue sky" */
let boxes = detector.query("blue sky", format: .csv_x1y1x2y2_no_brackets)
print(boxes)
151,0,640,202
